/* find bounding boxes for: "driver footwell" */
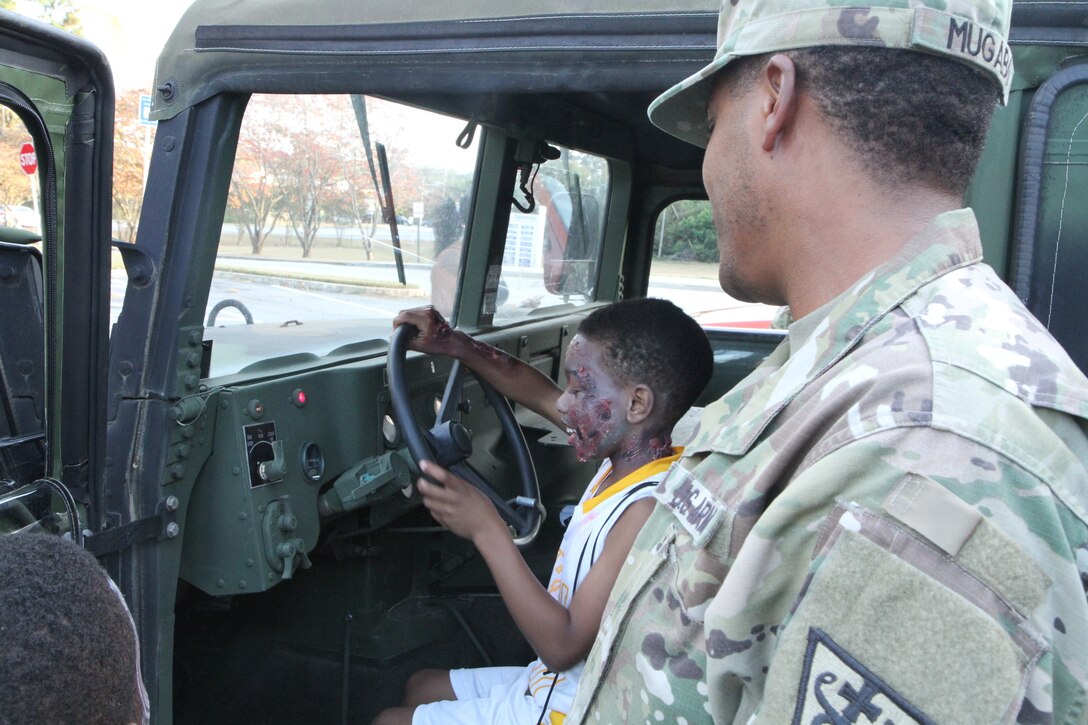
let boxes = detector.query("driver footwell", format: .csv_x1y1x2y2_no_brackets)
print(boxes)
173,510,565,724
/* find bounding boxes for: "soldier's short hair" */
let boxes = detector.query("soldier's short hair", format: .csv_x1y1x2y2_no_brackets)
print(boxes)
578,298,713,427
726,46,1000,195
0,533,144,725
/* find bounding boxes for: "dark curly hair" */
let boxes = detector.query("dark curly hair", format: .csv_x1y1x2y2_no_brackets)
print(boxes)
578,298,713,427
0,534,143,725
726,46,1000,195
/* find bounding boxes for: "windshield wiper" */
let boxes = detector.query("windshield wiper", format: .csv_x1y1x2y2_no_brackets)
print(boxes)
376,143,407,285
350,95,406,286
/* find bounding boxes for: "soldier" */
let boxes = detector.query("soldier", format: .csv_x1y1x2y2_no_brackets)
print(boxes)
567,1,1088,723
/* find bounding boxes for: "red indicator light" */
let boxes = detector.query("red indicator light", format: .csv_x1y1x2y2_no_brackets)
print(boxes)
292,389,307,407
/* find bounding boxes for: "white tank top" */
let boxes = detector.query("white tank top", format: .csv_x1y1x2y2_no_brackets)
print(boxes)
527,449,682,721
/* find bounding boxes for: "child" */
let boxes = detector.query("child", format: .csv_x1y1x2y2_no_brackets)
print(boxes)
0,533,150,725
375,298,713,725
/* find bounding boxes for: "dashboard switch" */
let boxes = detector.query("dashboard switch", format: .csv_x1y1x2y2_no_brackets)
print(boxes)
263,497,312,581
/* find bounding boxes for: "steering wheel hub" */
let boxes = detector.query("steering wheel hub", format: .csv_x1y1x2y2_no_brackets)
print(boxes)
430,420,474,467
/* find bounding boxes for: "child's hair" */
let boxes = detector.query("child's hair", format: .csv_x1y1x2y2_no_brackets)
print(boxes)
578,298,713,426
0,533,144,725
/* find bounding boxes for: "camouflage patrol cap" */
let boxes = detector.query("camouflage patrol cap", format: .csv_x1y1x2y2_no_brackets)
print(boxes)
649,0,1014,148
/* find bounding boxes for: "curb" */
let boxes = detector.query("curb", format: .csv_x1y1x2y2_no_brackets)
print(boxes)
215,271,428,298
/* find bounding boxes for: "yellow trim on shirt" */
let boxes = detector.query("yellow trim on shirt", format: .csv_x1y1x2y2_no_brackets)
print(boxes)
581,447,682,514
550,711,566,725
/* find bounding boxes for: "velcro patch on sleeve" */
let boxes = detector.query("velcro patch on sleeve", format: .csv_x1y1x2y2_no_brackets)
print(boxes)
757,511,1046,724
653,465,726,548
883,473,980,556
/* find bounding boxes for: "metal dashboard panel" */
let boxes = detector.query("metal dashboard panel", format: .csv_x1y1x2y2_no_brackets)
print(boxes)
179,361,390,595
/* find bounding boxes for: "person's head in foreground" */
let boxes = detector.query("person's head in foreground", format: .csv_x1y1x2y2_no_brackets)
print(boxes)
0,533,149,725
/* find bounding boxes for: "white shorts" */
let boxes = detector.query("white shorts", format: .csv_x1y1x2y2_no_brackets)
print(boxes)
411,665,547,725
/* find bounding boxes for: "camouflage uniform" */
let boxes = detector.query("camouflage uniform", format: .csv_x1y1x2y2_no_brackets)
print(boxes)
566,209,1088,723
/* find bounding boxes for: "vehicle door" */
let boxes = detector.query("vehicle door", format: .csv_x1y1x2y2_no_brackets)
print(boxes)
0,13,113,549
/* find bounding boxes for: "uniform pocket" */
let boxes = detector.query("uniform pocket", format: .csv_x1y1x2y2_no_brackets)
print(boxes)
757,502,1049,725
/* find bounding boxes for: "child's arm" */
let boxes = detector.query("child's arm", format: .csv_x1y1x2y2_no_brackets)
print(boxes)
393,306,564,428
418,460,654,672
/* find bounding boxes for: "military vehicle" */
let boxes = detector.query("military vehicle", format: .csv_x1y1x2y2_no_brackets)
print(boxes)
0,1,1086,722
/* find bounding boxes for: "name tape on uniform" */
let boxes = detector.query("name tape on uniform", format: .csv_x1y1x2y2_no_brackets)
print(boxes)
654,465,726,548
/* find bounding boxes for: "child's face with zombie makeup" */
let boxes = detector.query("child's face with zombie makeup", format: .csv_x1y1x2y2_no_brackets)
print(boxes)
556,334,631,463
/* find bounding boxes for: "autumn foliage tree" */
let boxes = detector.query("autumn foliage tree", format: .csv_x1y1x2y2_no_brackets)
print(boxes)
25,0,81,35
224,94,458,259
299,95,422,261
113,89,152,241
272,98,341,258
229,96,288,255
333,103,380,259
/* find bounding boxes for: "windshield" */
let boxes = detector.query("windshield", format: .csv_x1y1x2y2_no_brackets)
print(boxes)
203,94,479,378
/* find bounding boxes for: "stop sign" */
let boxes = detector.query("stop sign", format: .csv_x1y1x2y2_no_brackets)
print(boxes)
18,142,36,175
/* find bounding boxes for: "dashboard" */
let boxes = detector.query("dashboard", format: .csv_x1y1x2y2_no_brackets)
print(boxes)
178,321,576,596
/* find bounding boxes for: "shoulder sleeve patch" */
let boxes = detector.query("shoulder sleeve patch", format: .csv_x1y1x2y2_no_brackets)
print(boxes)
757,509,1046,724
793,627,936,725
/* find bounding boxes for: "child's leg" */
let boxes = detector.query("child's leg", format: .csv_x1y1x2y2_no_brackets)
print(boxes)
372,668,457,725
376,666,530,725
413,666,543,725
402,668,455,707
371,706,414,725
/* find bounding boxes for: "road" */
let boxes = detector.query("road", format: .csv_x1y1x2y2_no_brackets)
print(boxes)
110,258,776,330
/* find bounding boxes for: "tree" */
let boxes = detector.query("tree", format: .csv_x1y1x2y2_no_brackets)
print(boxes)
18,0,82,35
225,93,462,261
0,144,31,208
228,96,288,255
656,200,717,263
333,119,380,260
325,95,427,261
277,141,338,258
270,98,342,258
112,89,151,241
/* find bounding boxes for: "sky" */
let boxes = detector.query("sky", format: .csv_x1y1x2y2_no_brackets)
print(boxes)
9,0,472,167
16,0,195,92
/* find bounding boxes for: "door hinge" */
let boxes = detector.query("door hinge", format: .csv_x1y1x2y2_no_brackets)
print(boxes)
83,495,180,556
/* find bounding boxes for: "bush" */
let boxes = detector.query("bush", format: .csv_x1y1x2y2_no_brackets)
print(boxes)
657,201,717,263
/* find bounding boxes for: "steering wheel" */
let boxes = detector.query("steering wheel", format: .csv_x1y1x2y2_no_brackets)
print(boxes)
388,323,544,546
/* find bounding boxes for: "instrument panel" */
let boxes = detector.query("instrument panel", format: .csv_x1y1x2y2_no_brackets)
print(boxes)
180,354,438,595
178,321,573,597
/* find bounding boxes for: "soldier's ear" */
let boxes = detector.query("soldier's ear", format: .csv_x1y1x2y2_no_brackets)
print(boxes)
627,384,654,424
760,53,798,153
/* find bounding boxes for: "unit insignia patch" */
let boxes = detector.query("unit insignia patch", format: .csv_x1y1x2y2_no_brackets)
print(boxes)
791,628,935,725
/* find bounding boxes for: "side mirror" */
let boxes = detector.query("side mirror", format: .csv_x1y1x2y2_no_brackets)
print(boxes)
110,239,157,287
543,191,600,297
